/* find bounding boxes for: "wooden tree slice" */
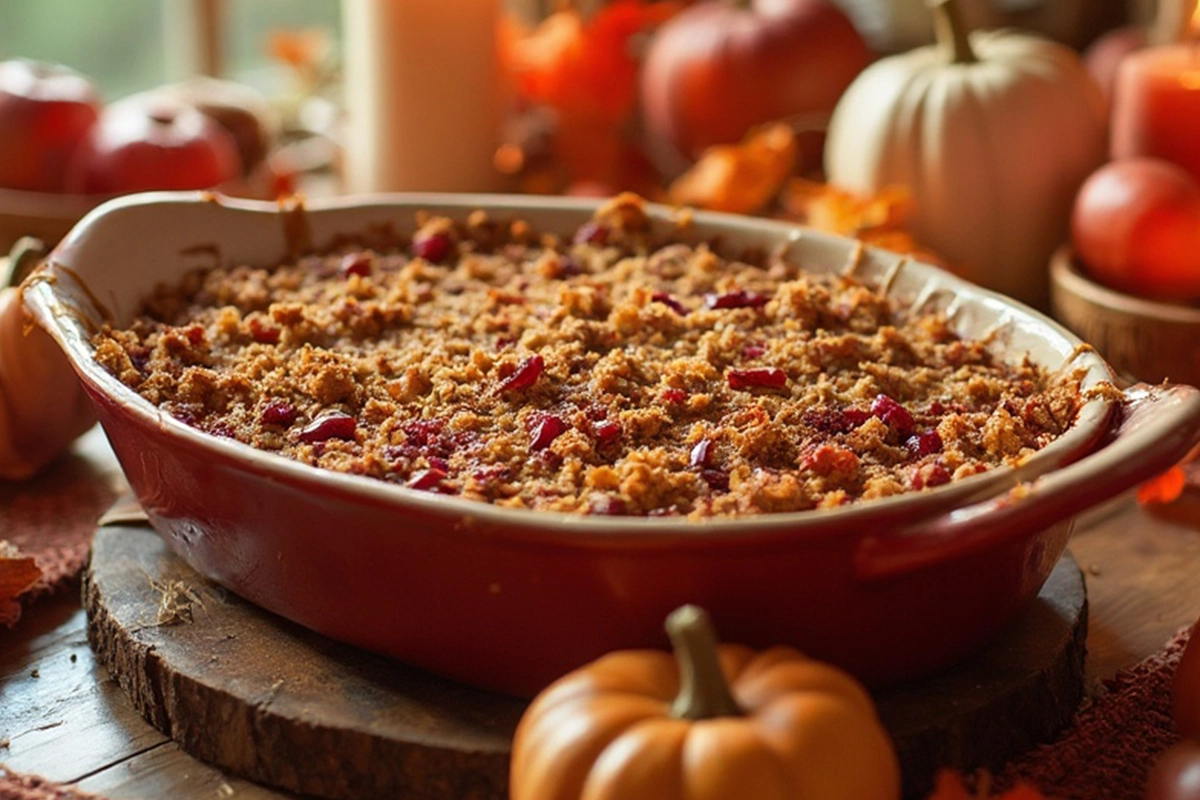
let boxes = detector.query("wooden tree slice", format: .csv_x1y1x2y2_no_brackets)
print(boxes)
85,519,1087,800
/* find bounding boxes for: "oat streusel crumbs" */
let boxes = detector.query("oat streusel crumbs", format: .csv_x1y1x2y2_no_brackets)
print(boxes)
92,194,1088,518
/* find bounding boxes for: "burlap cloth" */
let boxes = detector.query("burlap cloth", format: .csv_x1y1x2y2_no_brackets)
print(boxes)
0,436,1189,799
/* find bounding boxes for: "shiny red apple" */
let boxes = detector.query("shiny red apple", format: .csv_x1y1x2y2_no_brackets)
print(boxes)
64,94,242,195
1070,157,1200,302
0,59,101,192
639,0,871,163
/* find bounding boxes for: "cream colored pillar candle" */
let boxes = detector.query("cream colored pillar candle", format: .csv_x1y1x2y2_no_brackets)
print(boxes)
341,0,505,193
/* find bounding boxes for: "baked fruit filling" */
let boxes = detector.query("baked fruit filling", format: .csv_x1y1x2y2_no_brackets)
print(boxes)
93,195,1087,518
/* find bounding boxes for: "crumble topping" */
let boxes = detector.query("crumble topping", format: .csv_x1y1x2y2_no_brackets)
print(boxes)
92,195,1087,518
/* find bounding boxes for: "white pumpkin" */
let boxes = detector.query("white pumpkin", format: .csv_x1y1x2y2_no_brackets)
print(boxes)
824,0,1107,308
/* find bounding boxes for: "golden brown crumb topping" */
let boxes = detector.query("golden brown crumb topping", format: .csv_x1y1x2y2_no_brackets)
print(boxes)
92,196,1085,518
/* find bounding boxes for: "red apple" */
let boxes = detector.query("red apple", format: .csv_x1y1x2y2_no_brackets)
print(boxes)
639,0,871,164
64,94,242,195
150,76,277,175
1070,157,1200,301
0,59,101,192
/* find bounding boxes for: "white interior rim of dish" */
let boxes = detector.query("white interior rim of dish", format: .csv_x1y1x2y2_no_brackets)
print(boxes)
25,190,1117,539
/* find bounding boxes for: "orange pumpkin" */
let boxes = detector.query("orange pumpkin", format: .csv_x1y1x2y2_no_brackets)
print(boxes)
510,605,900,800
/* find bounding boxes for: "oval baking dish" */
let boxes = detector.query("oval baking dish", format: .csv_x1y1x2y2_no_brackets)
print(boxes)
25,191,1200,697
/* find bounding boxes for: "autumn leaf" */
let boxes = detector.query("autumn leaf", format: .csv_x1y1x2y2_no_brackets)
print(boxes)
0,540,42,628
267,27,331,71
1138,465,1188,506
668,122,797,214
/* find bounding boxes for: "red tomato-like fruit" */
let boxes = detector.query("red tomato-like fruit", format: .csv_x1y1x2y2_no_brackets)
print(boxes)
639,0,871,163
64,95,242,195
1146,741,1200,800
1070,157,1200,302
0,59,101,192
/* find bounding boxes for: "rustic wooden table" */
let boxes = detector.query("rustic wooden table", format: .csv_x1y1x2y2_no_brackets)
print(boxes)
2,431,1200,799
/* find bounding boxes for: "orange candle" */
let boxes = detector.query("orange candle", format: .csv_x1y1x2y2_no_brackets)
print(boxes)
1111,42,1200,183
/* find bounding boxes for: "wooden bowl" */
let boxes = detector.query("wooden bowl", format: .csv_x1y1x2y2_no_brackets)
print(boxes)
1050,246,1200,386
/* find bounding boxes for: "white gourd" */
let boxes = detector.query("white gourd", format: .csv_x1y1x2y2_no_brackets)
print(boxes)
824,0,1106,308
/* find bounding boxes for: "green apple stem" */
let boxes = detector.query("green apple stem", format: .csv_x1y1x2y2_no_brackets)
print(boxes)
928,0,977,65
667,605,743,720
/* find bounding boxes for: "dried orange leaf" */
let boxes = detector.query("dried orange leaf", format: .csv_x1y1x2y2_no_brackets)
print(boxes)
1138,464,1187,506
0,540,42,628
267,27,331,70
779,178,952,268
668,123,797,214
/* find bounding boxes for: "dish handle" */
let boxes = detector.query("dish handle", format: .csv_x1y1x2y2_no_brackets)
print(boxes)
853,383,1200,582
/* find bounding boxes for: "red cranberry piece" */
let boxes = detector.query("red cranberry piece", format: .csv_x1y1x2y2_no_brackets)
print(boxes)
588,495,627,515
530,414,568,450
403,418,445,447
249,317,281,344
573,220,608,246
593,420,622,446
412,231,452,262
701,469,730,492
690,438,713,468
427,455,450,473
298,411,356,443
663,388,688,404
928,401,946,416
912,463,952,490
871,394,915,438
742,343,766,359
704,290,768,310
844,409,872,428
340,253,372,278
558,256,583,277
651,291,688,316
208,423,237,439
261,400,297,427
472,464,510,483
906,430,943,458
408,468,447,491
727,368,787,390
498,354,544,393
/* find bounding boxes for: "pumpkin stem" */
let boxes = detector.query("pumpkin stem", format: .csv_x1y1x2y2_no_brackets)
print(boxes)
927,0,977,65
666,605,743,720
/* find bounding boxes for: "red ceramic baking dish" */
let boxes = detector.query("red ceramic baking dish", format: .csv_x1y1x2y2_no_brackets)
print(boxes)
24,191,1200,698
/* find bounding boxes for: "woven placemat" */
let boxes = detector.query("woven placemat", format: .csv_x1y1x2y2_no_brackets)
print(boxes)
996,627,1187,799
0,427,124,613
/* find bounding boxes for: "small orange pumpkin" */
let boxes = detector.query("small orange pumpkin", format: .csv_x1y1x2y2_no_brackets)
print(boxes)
510,605,900,800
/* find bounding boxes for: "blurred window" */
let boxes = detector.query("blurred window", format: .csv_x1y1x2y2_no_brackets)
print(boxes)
0,0,340,101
